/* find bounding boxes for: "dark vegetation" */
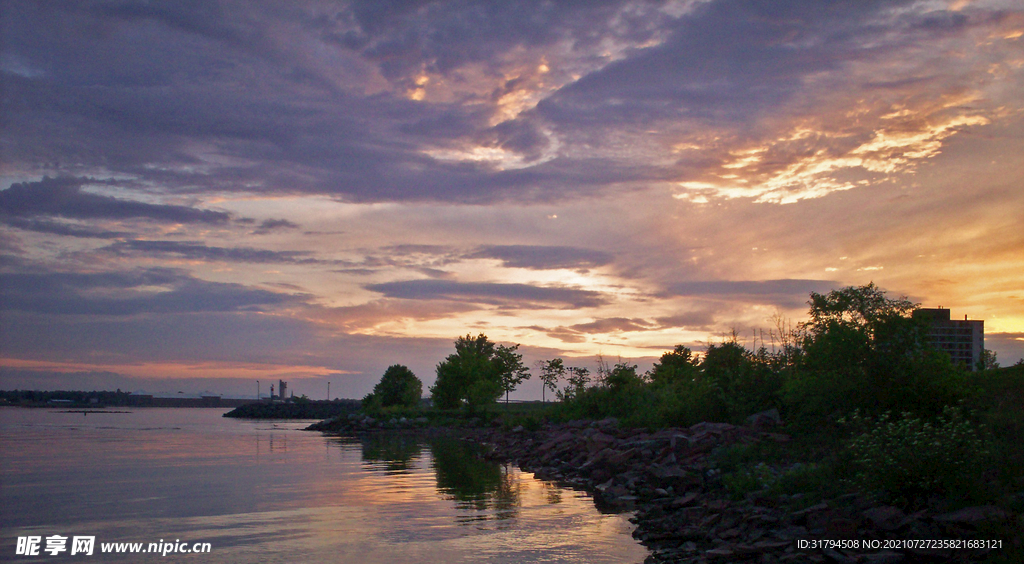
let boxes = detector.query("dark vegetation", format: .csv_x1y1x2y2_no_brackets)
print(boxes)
0,389,133,406
362,364,422,410
543,286,1022,508
333,284,1023,555
224,399,361,419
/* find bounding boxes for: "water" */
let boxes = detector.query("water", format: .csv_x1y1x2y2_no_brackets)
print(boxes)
0,408,647,563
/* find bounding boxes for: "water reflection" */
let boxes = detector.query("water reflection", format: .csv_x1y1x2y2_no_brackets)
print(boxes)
431,439,522,522
353,435,525,523
358,434,425,474
1,409,648,564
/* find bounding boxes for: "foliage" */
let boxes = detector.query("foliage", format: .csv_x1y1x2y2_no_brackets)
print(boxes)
430,334,529,410
537,358,565,402
701,340,783,420
598,358,643,391
803,282,916,338
842,407,990,505
557,366,591,401
783,283,968,425
494,343,531,404
979,348,999,370
364,364,422,411
648,345,699,386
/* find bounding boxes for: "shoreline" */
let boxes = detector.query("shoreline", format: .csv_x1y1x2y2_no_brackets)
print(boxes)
311,415,1015,564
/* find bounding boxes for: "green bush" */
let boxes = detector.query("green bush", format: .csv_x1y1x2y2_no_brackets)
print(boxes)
363,364,422,412
843,407,990,505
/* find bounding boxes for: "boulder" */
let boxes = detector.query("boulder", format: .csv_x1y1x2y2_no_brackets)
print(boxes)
861,506,906,531
746,408,782,429
933,505,1008,524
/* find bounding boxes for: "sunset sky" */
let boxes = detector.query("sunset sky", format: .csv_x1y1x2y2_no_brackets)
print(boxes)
2,0,1022,399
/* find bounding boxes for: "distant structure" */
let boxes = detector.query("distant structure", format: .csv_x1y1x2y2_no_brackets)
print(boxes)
278,379,288,400
913,307,984,371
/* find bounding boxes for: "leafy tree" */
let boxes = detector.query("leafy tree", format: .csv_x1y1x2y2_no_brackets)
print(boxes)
978,349,999,371
558,366,591,401
430,334,529,409
495,343,531,404
364,364,422,409
598,358,642,391
786,283,965,422
803,282,916,339
649,345,699,386
537,358,566,402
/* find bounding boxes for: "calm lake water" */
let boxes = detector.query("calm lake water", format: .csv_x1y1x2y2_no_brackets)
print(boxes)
0,408,647,563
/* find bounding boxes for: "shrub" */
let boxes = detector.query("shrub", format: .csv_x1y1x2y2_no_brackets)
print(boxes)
843,407,989,505
365,365,422,410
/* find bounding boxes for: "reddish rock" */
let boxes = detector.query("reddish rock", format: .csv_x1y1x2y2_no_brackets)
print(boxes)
861,506,906,531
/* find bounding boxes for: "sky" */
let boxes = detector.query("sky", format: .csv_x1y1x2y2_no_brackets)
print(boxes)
2,0,1022,400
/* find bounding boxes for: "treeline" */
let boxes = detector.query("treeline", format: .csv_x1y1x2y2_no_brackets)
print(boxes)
551,283,971,429
357,283,1023,514
224,399,362,420
0,389,133,406
368,282,984,429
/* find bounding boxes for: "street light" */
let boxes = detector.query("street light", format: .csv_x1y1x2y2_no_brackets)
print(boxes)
327,381,331,402
257,380,260,401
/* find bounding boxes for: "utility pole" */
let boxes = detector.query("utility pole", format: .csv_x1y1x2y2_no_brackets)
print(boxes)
327,381,331,402
257,380,260,401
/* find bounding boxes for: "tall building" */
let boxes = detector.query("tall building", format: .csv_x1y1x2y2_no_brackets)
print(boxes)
278,379,288,400
913,308,984,371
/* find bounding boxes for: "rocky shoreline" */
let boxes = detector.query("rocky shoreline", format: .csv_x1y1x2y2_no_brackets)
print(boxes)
309,414,1016,563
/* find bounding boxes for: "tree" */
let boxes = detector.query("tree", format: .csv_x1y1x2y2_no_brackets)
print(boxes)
648,345,699,386
597,357,642,391
494,343,530,404
430,334,529,409
978,349,999,371
785,283,964,420
365,364,422,409
559,366,591,401
538,358,566,402
804,282,917,339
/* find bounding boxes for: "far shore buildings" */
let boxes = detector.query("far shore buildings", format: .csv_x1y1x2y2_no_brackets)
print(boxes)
913,307,984,371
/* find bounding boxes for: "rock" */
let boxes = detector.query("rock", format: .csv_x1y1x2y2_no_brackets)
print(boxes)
746,408,782,428
824,517,857,539
671,492,700,508
861,506,906,531
586,431,617,453
705,547,735,559
861,551,904,564
763,432,791,442
791,502,830,524
932,505,1008,524
821,547,856,564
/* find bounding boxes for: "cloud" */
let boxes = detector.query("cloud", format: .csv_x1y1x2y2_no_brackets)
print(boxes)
662,279,839,310
985,332,1024,365
5,1,1015,207
103,240,325,264
542,313,716,343
469,245,614,270
667,279,836,297
252,218,300,234
654,311,717,330
569,317,654,334
0,177,230,223
0,216,130,239
0,267,296,316
365,279,608,309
